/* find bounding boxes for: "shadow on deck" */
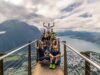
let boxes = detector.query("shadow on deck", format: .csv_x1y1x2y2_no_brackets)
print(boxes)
32,63,64,75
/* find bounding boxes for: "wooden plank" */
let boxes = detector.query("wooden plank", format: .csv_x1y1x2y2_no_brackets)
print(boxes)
32,63,64,75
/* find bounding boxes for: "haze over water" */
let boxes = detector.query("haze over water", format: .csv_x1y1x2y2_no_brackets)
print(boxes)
60,36,100,53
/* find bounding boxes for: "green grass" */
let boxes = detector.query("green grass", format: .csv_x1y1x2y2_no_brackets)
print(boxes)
4,55,21,62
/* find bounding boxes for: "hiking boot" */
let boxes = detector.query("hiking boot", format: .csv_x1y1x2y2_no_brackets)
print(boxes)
49,63,53,69
52,64,56,69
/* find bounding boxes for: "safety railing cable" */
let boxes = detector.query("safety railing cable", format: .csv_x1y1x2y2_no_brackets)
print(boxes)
0,40,37,75
0,40,37,61
60,39,100,75
61,41,100,70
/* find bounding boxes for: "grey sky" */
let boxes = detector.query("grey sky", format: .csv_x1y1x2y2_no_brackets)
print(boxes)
0,0,100,32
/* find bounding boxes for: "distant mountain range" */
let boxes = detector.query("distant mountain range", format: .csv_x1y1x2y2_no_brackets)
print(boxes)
57,31,100,45
0,20,41,53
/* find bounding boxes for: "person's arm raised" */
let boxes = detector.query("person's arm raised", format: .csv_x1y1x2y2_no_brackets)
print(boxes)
51,22,55,27
43,22,47,28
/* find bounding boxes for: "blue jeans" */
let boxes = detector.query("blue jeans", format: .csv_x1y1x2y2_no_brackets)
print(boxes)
52,58,61,65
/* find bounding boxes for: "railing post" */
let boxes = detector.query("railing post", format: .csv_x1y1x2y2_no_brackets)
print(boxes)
0,53,3,75
28,42,32,75
58,38,60,51
36,41,38,62
81,51,90,75
63,41,68,75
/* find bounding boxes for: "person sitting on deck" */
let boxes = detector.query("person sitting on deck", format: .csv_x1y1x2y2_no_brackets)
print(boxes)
41,31,52,49
37,41,45,61
41,32,49,42
37,41,50,62
51,39,58,48
50,33,56,43
47,31,51,41
51,29,55,36
49,45,61,69
43,42,50,60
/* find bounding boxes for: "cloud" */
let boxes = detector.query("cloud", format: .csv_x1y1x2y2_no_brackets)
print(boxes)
0,1,29,22
4,0,24,6
0,0,100,32
61,1,83,12
4,0,74,18
54,0,100,32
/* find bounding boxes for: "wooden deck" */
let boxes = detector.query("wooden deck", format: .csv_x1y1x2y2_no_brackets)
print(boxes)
32,63,64,75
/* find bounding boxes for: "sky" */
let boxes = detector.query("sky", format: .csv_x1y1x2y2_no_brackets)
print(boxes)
0,0,100,32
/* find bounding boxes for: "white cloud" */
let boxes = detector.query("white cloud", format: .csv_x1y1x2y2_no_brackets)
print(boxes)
3,0,74,18
4,0,24,6
0,0,100,32
35,0,69,18
54,0,100,32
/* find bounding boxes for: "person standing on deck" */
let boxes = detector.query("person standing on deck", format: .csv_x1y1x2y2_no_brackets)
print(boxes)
43,22,55,32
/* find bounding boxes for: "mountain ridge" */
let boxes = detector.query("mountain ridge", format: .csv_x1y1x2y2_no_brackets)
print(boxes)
0,20,41,53
57,30,100,45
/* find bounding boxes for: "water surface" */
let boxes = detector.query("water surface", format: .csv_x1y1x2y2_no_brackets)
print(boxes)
59,36,100,53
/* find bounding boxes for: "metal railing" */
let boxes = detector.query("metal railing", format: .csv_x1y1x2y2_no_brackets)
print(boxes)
0,38,100,75
0,40,37,75
61,41,100,75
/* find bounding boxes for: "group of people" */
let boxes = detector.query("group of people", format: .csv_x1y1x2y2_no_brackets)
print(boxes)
36,23,61,69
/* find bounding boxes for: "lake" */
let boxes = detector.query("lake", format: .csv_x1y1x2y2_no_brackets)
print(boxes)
59,36,100,53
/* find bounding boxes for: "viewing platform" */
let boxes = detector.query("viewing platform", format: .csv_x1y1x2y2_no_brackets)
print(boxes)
32,63,64,75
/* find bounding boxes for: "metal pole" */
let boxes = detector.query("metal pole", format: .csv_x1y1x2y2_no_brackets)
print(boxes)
36,41,38,62
58,38,60,51
63,41,68,75
0,53,3,75
28,42,32,75
64,43,100,70
81,52,90,75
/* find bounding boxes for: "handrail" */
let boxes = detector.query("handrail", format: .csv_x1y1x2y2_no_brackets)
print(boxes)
62,41,100,70
0,40,37,60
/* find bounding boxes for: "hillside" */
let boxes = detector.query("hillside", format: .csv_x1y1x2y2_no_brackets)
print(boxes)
57,31,100,45
0,20,41,53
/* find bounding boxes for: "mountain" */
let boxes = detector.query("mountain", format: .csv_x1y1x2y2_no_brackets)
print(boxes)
57,31,100,45
0,20,41,53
